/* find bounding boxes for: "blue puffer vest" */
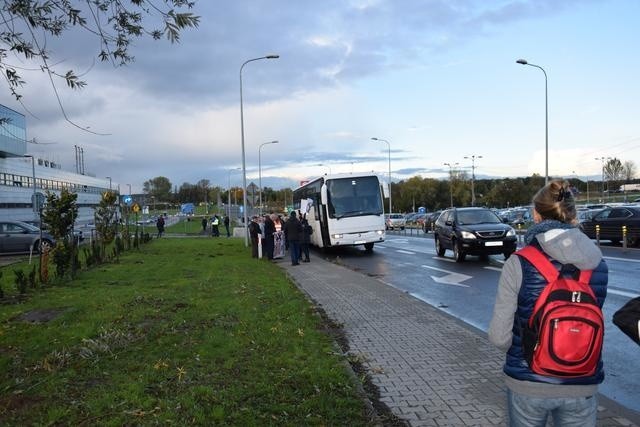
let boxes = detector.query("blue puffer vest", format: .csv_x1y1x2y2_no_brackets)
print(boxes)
503,242,608,385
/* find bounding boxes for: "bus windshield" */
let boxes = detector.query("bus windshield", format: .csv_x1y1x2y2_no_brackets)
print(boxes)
327,176,384,218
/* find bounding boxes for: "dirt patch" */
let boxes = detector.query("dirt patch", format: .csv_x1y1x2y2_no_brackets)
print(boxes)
15,308,67,323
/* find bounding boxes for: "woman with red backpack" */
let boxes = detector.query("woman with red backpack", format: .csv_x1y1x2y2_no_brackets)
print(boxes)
489,180,608,427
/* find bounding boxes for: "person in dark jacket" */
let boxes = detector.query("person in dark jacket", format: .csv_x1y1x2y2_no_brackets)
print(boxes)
248,216,261,258
283,210,302,265
299,213,311,262
156,215,165,238
489,180,608,427
223,214,230,237
263,214,275,260
201,217,207,233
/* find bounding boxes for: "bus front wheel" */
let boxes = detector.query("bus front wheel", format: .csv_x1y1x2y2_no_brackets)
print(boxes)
364,242,374,252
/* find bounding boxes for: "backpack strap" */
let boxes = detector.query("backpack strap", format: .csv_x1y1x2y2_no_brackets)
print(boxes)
515,245,593,284
515,246,560,283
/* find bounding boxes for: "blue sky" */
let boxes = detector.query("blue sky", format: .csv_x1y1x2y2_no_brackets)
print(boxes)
3,0,639,192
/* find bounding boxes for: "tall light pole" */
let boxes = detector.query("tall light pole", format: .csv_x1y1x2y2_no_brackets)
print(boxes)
106,176,112,191
371,137,392,214
595,156,611,201
259,140,279,215
444,162,458,207
517,59,548,185
240,54,279,246
24,155,37,215
464,155,482,206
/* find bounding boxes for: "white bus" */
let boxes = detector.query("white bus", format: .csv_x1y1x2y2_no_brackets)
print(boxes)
292,173,385,251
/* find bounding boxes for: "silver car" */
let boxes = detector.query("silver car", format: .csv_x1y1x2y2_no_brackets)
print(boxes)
385,213,406,230
0,221,56,254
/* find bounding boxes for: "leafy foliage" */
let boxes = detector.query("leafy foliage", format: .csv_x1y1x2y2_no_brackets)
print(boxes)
1,1,200,100
41,189,79,280
95,191,119,257
143,176,173,201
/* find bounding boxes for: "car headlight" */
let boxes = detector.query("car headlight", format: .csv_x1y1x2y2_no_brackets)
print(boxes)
506,228,516,237
377,230,384,235
460,231,476,239
333,234,343,239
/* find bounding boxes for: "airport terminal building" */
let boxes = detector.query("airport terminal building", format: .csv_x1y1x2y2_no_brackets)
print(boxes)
0,104,115,224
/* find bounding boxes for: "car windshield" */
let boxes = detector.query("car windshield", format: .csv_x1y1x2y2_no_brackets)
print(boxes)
457,210,501,225
16,221,40,232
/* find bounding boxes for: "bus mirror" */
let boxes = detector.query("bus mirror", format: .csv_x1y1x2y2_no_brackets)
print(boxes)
321,184,328,205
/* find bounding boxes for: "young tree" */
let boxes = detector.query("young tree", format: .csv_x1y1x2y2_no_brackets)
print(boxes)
95,191,119,260
40,189,79,279
623,160,637,182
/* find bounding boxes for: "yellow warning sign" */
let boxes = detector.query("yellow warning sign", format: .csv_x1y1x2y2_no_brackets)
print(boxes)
132,203,140,213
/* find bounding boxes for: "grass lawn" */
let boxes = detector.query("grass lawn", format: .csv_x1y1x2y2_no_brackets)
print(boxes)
0,238,372,426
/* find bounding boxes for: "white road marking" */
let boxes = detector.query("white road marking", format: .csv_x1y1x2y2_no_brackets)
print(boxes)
421,265,472,287
608,288,639,298
396,250,416,255
484,266,503,272
604,256,640,264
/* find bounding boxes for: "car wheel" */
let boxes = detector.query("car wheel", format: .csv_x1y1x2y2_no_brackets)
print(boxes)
435,236,446,257
453,240,466,262
503,250,515,260
364,242,374,252
34,239,53,254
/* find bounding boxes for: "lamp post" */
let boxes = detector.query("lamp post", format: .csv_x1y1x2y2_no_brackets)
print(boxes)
444,162,458,207
371,137,392,214
595,157,611,201
464,155,482,206
517,59,548,185
228,167,241,220
106,176,112,191
240,54,279,247
23,155,37,215
259,140,279,215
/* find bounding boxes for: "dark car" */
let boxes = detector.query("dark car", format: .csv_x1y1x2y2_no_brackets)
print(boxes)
434,207,517,262
580,206,640,246
422,211,442,233
0,221,56,254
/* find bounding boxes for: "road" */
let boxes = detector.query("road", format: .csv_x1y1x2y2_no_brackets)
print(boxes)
316,232,640,415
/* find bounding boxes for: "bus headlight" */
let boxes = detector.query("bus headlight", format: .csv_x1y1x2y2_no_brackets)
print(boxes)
376,230,384,235
333,234,343,239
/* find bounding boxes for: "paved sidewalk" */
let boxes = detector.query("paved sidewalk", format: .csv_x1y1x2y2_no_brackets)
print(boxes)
280,257,640,427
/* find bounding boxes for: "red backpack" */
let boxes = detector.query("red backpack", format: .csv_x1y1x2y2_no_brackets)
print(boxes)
516,246,604,378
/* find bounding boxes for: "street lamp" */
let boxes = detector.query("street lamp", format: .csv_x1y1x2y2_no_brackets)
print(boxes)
259,140,279,215
240,54,279,246
444,162,459,207
106,176,112,191
517,58,549,185
595,156,611,201
464,155,482,206
23,155,37,216
228,167,241,220
371,137,392,214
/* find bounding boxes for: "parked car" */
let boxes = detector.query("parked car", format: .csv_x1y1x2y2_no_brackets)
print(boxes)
23,219,84,242
0,221,56,254
385,213,406,230
433,207,517,262
422,211,442,233
580,206,640,246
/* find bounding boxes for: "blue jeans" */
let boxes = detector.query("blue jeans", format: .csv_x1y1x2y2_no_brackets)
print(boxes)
508,389,597,427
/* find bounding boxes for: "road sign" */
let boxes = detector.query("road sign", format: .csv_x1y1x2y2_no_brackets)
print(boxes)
132,203,140,213
418,206,426,214
123,195,133,206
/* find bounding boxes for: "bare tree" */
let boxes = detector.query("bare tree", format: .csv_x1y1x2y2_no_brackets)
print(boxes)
604,158,624,182
623,160,637,182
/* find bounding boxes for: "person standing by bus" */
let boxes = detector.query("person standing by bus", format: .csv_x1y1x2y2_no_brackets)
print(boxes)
284,211,302,265
300,213,312,262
